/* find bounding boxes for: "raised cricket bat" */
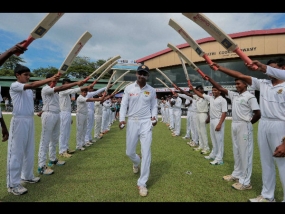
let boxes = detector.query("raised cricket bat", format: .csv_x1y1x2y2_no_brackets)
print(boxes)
111,81,126,96
156,77,174,93
15,13,65,56
168,18,218,71
182,13,258,69
90,61,118,86
179,57,193,90
50,31,92,87
110,70,130,87
105,70,117,92
167,42,208,80
155,67,179,90
83,55,121,83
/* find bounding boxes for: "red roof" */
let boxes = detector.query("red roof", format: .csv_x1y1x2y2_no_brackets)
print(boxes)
136,28,285,63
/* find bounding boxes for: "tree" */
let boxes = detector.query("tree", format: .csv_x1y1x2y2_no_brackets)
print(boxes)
32,66,58,77
66,56,107,79
0,54,26,70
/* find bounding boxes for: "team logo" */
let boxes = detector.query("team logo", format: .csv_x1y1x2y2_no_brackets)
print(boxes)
35,26,47,36
141,65,146,69
221,38,233,49
195,47,202,55
144,91,150,96
277,89,283,94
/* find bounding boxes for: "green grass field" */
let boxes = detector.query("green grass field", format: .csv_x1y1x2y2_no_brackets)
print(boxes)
0,114,283,202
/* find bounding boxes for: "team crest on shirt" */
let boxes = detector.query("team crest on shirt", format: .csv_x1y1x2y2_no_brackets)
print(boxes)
144,91,150,97
277,89,283,94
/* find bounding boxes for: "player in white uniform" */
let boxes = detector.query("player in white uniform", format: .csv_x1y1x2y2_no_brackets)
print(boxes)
171,92,182,136
179,93,199,147
180,86,210,154
181,97,191,140
84,87,106,145
243,59,285,202
208,63,261,191
38,74,86,175
58,78,92,158
7,65,60,195
192,85,228,165
93,93,104,141
164,96,170,126
159,97,165,122
119,65,157,197
76,88,105,150
101,97,112,135
168,95,174,130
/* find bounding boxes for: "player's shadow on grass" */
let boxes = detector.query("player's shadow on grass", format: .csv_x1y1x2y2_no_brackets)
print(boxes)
146,160,171,188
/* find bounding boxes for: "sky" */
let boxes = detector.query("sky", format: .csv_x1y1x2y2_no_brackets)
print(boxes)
0,13,285,71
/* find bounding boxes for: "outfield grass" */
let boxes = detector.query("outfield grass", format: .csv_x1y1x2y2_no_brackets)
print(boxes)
0,114,283,202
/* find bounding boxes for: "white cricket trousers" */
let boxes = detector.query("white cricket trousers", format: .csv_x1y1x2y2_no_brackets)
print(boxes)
209,118,225,162
38,112,60,168
7,116,35,188
101,109,109,132
185,110,191,138
160,108,165,122
169,109,174,128
190,111,198,144
164,108,169,124
76,112,87,149
173,109,181,135
231,121,253,186
59,111,72,154
94,114,102,138
126,118,152,187
85,109,95,142
258,119,285,202
196,112,209,150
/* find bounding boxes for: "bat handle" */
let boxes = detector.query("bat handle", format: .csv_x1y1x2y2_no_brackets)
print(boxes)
50,72,61,88
187,80,193,90
197,69,209,80
14,36,35,56
83,76,90,83
203,54,218,71
234,47,258,70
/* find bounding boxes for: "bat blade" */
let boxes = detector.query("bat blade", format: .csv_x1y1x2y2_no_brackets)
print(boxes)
182,13,238,52
182,13,257,68
168,18,218,70
50,31,92,88
15,13,64,56
58,31,92,74
84,55,121,82
169,18,205,57
167,42,208,80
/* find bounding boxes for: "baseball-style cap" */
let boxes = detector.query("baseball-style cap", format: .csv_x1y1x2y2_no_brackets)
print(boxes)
137,65,150,73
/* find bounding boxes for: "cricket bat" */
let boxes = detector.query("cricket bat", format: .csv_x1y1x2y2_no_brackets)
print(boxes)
168,18,218,71
83,55,121,83
179,57,193,90
90,61,118,86
105,70,117,92
167,42,208,80
50,31,92,88
182,13,258,69
110,70,130,87
111,81,126,96
156,77,175,94
15,13,65,56
155,67,180,91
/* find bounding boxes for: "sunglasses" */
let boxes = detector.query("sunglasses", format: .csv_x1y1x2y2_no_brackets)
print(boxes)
137,71,149,76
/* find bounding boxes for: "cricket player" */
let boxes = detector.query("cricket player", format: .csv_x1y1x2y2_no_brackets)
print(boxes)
208,63,261,191
119,64,157,197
